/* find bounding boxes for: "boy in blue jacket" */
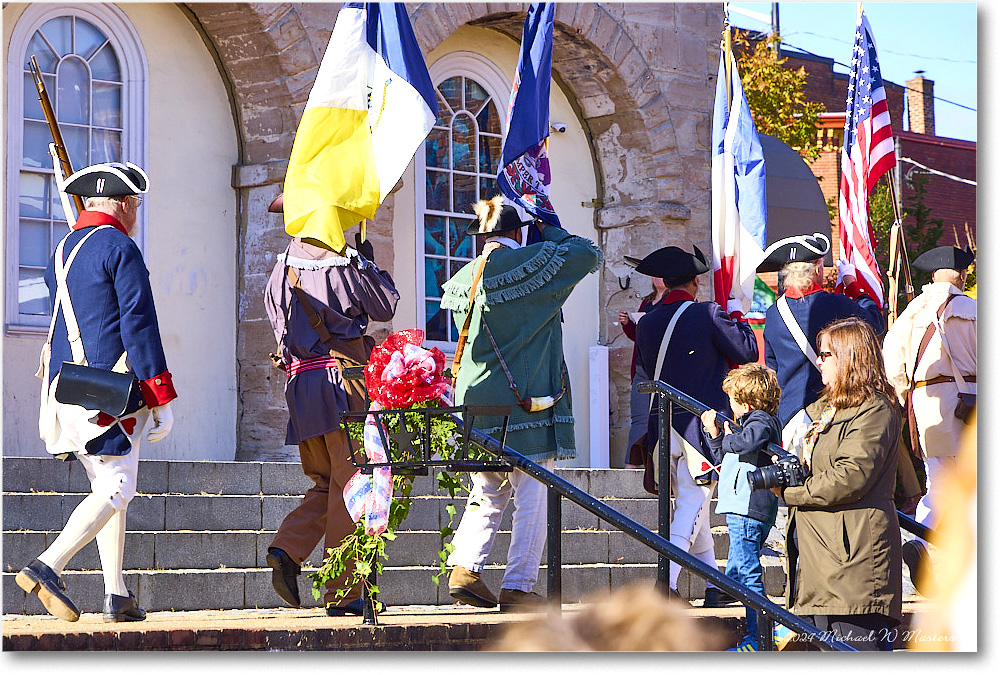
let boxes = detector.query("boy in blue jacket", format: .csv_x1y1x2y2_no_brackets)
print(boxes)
701,364,781,652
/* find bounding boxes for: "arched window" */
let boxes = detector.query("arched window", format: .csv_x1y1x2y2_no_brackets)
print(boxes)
6,4,147,332
419,54,509,348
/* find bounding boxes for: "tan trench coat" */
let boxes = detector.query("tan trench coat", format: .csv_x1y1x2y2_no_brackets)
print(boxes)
882,282,977,459
782,394,903,622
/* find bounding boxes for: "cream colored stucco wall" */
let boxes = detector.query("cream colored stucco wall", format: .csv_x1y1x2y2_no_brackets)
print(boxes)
2,3,239,460
393,25,602,467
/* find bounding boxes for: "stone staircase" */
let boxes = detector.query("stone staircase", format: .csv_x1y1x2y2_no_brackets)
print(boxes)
3,457,786,615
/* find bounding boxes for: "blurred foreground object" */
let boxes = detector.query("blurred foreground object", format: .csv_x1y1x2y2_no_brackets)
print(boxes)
487,583,725,651
910,409,976,651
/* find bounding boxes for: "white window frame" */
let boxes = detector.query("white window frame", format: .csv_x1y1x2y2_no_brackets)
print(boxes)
416,51,511,352
5,3,148,335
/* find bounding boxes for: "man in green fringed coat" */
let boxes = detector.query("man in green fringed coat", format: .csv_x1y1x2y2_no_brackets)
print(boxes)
441,195,601,612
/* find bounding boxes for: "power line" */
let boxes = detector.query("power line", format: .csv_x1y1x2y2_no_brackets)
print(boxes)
779,42,977,113
786,29,976,66
899,156,976,186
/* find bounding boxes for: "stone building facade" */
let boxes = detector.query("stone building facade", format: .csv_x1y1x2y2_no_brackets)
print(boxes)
185,2,727,464
4,3,727,465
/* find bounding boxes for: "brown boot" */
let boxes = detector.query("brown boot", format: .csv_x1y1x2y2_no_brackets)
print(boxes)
498,588,547,613
448,566,498,608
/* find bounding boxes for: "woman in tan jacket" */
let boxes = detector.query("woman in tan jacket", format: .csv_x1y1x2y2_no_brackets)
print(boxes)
779,317,903,651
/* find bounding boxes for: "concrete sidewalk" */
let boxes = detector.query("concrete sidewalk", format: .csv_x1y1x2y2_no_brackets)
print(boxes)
1,601,758,651
2,599,930,651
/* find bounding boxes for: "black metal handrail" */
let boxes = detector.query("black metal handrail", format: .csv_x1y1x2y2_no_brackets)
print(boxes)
638,380,937,542
452,410,855,652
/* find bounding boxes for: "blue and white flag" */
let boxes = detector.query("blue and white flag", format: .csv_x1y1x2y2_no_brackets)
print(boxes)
710,51,766,315
497,2,560,243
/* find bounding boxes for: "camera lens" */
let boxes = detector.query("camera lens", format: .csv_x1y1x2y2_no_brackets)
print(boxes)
748,464,783,491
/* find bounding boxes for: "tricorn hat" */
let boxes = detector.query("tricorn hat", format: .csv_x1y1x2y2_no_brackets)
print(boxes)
912,245,975,272
64,162,149,197
756,232,830,273
634,245,710,278
467,195,528,236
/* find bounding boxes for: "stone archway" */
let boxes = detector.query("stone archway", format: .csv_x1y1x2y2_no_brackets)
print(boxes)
182,2,721,462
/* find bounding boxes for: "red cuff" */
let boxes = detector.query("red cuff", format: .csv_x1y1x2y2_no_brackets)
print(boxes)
843,280,870,301
140,370,177,408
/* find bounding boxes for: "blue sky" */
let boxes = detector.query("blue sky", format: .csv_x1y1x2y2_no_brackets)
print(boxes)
728,2,977,142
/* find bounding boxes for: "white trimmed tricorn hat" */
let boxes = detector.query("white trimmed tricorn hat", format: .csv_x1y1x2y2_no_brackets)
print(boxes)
467,195,530,236
756,232,830,273
64,162,149,197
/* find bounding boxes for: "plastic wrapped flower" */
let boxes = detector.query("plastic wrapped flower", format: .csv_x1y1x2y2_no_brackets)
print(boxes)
364,329,450,409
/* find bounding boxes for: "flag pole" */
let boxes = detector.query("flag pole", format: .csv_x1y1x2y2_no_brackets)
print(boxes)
723,3,733,114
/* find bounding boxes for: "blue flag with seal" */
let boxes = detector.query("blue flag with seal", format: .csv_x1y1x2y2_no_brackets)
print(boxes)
497,2,561,244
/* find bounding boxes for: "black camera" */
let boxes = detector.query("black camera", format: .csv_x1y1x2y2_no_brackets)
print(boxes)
748,454,808,491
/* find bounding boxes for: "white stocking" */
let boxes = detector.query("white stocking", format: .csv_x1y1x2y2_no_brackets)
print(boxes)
96,508,128,596
37,493,116,575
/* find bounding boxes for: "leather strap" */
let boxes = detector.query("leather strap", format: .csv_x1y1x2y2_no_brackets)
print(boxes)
906,293,959,458
914,374,976,389
451,242,500,377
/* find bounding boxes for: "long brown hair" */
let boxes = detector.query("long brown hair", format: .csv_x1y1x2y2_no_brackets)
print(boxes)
817,317,896,409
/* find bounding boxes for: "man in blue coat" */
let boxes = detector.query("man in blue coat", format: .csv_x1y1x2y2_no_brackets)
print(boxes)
18,162,176,623
634,245,759,605
758,233,884,442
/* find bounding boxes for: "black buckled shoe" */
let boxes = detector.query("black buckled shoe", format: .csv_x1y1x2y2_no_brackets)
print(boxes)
15,559,80,622
266,547,301,608
703,587,738,608
325,598,367,617
104,592,146,622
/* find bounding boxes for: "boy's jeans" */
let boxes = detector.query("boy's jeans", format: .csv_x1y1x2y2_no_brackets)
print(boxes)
725,514,771,640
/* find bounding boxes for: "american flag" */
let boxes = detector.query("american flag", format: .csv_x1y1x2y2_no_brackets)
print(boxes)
838,9,895,306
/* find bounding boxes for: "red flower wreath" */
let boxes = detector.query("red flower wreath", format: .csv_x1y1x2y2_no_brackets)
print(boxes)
364,329,450,409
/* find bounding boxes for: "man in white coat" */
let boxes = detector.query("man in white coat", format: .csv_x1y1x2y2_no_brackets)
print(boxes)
882,245,976,592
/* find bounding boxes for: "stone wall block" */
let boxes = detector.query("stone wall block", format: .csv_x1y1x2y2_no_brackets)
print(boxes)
586,10,622,55
577,93,616,118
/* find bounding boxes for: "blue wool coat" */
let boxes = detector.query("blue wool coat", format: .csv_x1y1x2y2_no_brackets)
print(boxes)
707,409,781,525
44,218,175,456
763,287,884,426
635,292,759,468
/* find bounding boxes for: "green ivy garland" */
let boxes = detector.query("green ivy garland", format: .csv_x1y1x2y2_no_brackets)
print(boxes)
308,400,493,609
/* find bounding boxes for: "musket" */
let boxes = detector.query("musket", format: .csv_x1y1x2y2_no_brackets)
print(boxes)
27,55,85,217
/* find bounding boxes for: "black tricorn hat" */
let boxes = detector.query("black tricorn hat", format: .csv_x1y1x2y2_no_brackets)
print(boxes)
623,255,642,268
912,245,975,272
64,162,149,197
634,245,710,277
467,195,528,236
756,232,830,273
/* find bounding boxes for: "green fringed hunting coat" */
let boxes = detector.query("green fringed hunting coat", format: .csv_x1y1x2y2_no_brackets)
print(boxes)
441,227,602,461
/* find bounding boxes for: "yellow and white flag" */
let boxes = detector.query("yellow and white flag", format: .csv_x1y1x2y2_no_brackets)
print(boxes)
283,3,438,251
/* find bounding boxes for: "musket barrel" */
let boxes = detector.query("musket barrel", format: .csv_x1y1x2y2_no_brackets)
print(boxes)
28,55,85,216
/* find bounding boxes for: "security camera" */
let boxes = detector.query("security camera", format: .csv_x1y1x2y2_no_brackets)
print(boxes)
550,123,567,133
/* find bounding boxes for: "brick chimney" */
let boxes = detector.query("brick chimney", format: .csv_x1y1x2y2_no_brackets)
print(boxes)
906,73,935,135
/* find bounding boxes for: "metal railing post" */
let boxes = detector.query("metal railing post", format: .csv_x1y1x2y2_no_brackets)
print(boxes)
547,486,562,608
362,570,377,625
757,608,774,651
656,396,671,588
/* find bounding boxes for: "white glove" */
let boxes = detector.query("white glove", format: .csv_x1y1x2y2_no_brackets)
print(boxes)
726,298,744,315
147,402,174,443
836,259,857,286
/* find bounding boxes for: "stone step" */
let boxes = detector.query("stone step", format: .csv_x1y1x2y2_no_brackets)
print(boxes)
1,457,654,499
2,557,787,616
3,526,771,574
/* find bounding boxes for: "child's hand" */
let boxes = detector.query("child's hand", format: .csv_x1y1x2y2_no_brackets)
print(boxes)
724,420,736,435
700,410,719,438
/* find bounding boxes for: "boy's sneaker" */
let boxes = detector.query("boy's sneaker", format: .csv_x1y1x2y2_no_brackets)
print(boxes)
727,635,758,652
773,624,795,650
